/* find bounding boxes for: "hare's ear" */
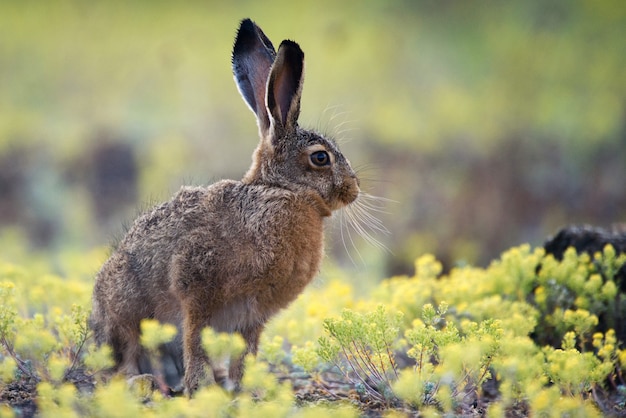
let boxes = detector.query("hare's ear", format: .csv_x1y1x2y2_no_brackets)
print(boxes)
232,18,276,136
267,40,304,136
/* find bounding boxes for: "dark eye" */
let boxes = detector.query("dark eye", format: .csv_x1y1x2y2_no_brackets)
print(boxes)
310,151,330,167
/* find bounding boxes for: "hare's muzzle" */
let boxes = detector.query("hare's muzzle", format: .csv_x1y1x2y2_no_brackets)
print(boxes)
341,175,360,206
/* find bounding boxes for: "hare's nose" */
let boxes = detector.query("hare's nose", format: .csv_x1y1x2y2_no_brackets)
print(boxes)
348,173,360,189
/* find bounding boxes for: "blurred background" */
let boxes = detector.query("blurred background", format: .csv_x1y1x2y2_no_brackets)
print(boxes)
1,0,625,279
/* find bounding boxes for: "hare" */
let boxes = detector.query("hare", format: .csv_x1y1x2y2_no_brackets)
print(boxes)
89,18,360,395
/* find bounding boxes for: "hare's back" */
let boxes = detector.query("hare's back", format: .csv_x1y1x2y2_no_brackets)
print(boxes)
93,185,220,310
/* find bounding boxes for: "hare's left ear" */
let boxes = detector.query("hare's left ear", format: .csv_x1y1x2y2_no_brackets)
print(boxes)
232,19,276,137
267,40,304,136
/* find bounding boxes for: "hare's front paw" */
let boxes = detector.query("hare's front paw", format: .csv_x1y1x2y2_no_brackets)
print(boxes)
183,360,205,397
183,377,199,398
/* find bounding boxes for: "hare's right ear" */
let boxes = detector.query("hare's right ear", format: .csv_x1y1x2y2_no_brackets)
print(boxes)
232,18,276,136
266,40,304,136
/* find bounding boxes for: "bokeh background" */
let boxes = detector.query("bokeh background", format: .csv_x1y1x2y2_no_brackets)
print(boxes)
1,0,625,278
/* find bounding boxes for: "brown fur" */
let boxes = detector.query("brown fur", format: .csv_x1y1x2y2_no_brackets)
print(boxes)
90,18,360,395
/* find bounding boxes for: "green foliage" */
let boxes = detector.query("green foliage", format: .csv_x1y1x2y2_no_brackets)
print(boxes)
393,306,503,411
201,327,246,364
37,381,80,418
2,1,624,156
0,281,17,343
260,335,287,367
140,319,177,352
1,1,624,273
0,257,101,386
541,345,604,397
291,341,320,374
533,245,626,347
405,302,459,371
317,305,402,404
1,243,626,415
298,244,625,414
267,280,355,347
373,255,442,326
0,357,16,384
83,344,114,374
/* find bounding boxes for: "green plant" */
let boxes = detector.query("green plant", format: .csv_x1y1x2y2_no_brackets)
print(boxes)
532,245,626,347
2,243,626,416
317,305,402,404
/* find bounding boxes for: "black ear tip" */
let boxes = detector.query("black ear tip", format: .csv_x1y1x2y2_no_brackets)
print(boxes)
279,40,302,50
233,18,276,58
238,18,255,34
234,18,257,51
278,40,304,62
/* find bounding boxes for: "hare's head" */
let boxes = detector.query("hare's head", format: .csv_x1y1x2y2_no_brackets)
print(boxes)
233,19,359,213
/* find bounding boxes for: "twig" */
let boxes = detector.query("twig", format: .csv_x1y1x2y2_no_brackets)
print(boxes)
341,347,386,403
385,342,399,379
351,341,384,385
315,378,342,400
591,385,610,416
1,336,37,380
66,332,88,375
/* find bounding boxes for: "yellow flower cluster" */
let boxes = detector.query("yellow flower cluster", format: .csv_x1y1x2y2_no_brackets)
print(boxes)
0,242,625,416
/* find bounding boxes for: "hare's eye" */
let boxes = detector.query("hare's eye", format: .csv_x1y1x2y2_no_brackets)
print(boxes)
310,151,330,167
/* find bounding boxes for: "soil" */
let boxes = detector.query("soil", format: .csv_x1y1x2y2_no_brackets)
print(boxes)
0,367,554,418
2,353,626,417
0,379,37,418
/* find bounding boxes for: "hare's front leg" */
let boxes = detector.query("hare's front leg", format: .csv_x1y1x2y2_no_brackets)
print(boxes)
228,324,264,390
181,305,209,396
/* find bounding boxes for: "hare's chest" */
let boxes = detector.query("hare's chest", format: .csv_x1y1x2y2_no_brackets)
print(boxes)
206,235,323,334
265,239,324,302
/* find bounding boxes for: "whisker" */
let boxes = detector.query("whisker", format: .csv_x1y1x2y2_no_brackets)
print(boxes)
355,195,389,209
332,120,356,132
322,103,346,118
357,193,397,213
349,218,389,252
358,192,397,204
343,201,391,253
324,108,358,141
333,125,358,145
334,128,359,142
343,209,366,264
354,164,383,176
339,210,357,266
335,190,393,265
349,201,386,231
328,109,353,123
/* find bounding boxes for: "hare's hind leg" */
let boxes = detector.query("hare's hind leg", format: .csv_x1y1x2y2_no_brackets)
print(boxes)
181,305,210,396
228,324,264,390
90,304,145,376
110,323,147,376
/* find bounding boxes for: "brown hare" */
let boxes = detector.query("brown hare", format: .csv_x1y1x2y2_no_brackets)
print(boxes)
90,18,361,395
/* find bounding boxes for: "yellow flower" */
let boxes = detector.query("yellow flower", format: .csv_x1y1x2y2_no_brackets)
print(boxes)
139,319,177,351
